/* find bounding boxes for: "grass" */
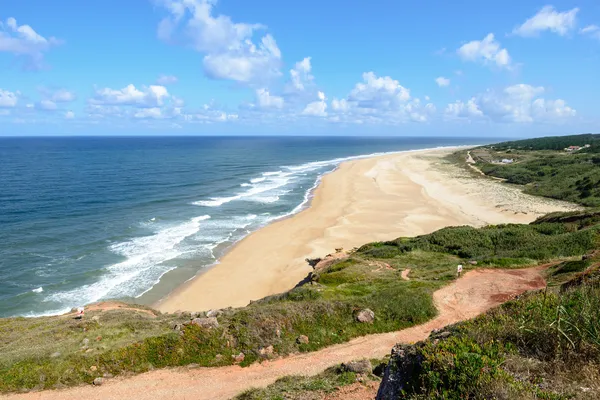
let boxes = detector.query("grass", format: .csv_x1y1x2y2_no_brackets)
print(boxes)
234,362,381,400
452,134,600,207
1,210,599,393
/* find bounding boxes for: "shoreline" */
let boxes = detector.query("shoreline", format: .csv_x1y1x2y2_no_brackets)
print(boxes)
154,146,578,313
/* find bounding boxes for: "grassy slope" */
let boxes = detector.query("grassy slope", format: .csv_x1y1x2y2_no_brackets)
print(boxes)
1,211,599,393
235,212,600,400
456,133,600,207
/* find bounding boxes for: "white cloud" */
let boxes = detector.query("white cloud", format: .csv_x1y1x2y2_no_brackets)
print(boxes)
513,6,578,37
580,24,600,40
256,88,284,109
435,77,450,87
445,98,483,119
289,57,314,91
446,83,575,123
90,84,170,107
156,75,178,85
39,88,76,103
38,100,58,110
65,111,75,119
0,17,62,70
328,73,435,124
0,89,19,107
156,0,281,84
302,91,327,117
348,72,410,108
457,33,511,69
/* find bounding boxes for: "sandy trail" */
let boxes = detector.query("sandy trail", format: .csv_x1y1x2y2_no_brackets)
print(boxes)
8,267,546,400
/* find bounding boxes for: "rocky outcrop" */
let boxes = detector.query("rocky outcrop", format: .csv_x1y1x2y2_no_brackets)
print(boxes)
376,344,424,400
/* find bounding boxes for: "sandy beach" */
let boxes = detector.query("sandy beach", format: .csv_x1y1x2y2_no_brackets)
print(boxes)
155,147,578,313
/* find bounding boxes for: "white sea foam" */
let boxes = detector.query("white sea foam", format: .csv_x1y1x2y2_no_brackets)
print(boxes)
43,215,211,310
250,177,266,183
32,287,43,293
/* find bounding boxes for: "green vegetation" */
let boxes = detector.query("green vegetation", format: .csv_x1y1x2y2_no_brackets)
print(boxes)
389,262,600,399
456,134,600,206
1,209,599,394
235,362,382,400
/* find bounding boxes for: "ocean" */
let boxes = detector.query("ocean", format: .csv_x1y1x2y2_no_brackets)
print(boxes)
0,136,492,317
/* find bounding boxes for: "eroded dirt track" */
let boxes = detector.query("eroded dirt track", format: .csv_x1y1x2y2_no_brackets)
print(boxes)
5,267,546,400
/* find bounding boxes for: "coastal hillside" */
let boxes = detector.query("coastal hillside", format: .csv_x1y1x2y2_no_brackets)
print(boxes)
2,208,599,395
237,209,600,400
455,133,600,207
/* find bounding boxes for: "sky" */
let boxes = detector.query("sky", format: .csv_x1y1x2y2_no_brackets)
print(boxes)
0,0,599,136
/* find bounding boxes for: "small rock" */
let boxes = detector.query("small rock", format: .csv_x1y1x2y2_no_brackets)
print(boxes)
190,317,219,329
50,352,61,358
259,345,274,357
86,349,94,353
232,352,245,363
206,309,223,318
173,323,182,331
356,309,375,324
296,335,309,344
190,311,199,319
469,260,478,265
343,359,372,374
215,354,223,362
95,335,102,341
93,377,104,386
275,329,281,338
91,315,100,322
90,366,97,372
81,338,90,347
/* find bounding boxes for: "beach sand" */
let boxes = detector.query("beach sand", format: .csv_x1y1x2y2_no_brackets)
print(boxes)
155,147,578,313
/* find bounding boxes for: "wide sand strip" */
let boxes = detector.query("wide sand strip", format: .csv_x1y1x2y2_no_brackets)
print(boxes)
155,147,577,313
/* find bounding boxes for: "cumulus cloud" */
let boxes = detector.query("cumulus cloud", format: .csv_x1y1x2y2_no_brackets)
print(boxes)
0,17,62,70
289,57,314,91
155,0,281,84
328,72,435,124
302,91,327,117
445,84,575,123
156,75,178,85
513,6,578,37
0,88,19,107
89,84,170,107
65,111,75,119
435,77,450,87
255,88,284,109
457,34,511,69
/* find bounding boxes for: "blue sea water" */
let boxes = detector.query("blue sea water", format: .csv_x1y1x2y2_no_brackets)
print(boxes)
0,136,492,317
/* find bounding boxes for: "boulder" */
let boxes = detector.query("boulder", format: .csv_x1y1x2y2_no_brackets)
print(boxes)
206,309,223,318
356,309,375,324
376,344,424,400
232,352,245,363
296,335,310,344
343,359,372,374
191,317,219,329
93,377,104,386
259,345,274,357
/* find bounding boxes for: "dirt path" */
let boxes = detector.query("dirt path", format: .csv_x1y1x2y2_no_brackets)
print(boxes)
5,267,546,400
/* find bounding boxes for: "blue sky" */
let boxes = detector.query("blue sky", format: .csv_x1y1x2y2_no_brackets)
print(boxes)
0,0,599,136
